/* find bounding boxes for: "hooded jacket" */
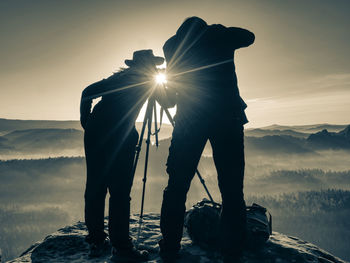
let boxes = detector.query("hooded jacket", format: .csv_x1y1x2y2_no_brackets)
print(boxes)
163,23,254,123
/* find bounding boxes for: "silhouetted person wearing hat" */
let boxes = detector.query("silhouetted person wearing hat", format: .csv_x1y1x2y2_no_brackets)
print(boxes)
80,49,164,262
159,17,255,262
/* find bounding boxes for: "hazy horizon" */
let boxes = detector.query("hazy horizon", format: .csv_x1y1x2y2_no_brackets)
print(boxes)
0,116,349,129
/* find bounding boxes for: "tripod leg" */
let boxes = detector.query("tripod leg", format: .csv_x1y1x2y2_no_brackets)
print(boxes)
194,169,214,203
162,107,214,203
131,100,150,176
135,99,156,245
153,100,159,147
140,98,154,218
162,107,175,127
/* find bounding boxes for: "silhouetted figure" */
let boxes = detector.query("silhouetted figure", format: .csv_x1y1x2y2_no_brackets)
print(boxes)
159,17,255,263
80,50,164,262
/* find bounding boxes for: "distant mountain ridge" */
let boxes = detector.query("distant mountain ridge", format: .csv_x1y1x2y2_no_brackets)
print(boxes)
307,126,350,149
0,128,84,158
1,118,348,134
0,118,173,140
3,128,83,149
245,128,309,138
258,124,348,133
0,118,82,133
0,118,349,159
245,125,350,153
245,135,311,154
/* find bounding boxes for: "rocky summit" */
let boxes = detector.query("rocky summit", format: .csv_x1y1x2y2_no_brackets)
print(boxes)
7,213,348,263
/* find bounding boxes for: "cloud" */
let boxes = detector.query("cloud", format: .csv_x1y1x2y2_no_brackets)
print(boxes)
284,73,350,98
310,73,350,90
245,82,350,128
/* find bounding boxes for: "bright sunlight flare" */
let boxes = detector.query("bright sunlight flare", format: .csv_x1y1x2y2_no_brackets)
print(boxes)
155,73,167,84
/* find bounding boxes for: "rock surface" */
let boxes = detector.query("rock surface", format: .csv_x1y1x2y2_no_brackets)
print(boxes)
7,213,348,263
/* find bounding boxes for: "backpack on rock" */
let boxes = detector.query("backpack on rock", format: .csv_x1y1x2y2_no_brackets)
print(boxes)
184,199,272,250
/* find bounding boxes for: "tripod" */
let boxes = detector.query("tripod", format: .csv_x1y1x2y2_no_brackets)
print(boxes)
131,93,214,220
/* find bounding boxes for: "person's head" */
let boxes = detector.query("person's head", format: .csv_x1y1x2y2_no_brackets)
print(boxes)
124,49,164,70
176,16,207,40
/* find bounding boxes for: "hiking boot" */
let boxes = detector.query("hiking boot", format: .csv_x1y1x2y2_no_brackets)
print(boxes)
111,246,149,262
159,250,180,263
88,239,110,258
158,240,180,263
222,254,244,263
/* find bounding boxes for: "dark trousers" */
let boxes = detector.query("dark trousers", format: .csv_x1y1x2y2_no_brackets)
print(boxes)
84,122,138,249
160,118,246,257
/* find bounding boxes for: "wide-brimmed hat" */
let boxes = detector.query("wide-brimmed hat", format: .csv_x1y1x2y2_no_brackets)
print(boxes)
125,49,164,67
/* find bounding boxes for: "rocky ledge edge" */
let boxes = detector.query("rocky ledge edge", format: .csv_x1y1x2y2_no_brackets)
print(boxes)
7,213,348,263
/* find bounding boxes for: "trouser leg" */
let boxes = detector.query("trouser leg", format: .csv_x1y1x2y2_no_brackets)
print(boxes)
108,128,139,249
160,124,208,252
210,121,246,258
84,133,108,243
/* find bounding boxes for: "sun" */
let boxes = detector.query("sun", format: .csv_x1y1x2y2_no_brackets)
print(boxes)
155,73,167,84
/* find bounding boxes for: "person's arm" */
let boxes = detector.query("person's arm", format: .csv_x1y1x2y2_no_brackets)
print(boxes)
80,92,91,130
79,77,113,129
226,26,255,49
211,24,255,49
80,85,96,130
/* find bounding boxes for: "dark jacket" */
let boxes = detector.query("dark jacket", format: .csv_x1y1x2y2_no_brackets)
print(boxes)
163,24,254,123
80,68,150,130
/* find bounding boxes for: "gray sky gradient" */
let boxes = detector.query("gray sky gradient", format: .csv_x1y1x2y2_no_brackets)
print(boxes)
1,0,349,127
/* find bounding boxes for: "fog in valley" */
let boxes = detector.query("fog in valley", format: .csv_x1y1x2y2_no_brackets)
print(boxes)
0,119,350,261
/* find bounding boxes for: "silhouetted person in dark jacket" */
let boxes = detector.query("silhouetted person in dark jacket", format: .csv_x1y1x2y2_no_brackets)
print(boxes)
159,17,255,263
80,50,164,262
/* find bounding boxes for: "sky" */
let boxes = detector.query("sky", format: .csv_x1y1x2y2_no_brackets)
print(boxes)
0,0,349,127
